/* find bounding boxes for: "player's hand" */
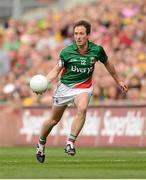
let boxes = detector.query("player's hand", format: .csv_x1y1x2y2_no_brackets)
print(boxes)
33,89,47,95
118,81,128,93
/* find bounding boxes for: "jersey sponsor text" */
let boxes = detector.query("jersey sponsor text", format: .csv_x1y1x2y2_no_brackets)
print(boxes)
71,65,93,74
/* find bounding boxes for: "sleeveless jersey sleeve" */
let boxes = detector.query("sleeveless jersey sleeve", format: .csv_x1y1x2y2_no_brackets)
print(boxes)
98,46,108,64
59,50,65,67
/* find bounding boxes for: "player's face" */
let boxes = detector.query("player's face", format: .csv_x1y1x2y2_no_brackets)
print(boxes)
74,26,89,47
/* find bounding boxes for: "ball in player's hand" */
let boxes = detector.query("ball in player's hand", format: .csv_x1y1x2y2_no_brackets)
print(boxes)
29,74,48,94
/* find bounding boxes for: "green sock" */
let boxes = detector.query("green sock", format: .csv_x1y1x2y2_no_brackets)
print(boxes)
39,137,46,145
68,134,77,143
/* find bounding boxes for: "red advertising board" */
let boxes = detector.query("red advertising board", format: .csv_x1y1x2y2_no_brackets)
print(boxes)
0,104,146,147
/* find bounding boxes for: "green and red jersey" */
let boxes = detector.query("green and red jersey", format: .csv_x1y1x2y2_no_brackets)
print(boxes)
59,41,108,88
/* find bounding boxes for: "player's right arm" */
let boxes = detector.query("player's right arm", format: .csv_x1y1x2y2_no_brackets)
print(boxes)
46,63,63,83
35,50,65,95
34,63,62,95
46,49,66,83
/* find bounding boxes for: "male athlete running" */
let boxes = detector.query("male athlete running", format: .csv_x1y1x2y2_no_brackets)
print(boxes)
35,20,128,163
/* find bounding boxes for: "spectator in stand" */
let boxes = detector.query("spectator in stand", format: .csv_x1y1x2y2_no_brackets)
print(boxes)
0,33,11,77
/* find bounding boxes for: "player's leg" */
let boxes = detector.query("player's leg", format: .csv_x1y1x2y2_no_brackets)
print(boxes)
65,92,91,156
40,105,67,138
36,105,67,163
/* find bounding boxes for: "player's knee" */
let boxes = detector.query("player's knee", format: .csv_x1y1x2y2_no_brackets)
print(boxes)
77,106,87,116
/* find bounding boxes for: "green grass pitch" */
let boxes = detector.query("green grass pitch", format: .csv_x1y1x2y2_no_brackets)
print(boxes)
0,146,146,179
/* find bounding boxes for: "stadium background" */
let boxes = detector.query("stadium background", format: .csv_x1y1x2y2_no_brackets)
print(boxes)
0,0,146,147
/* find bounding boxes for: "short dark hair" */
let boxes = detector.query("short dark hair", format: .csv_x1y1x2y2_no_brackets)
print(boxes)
73,20,91,35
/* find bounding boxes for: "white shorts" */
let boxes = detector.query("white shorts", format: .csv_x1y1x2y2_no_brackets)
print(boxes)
53,83,93,106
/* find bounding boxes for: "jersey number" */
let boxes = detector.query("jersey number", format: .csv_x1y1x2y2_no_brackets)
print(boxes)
81,60,86,65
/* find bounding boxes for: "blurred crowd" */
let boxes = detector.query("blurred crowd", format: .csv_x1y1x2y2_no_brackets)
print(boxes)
0,0,146,106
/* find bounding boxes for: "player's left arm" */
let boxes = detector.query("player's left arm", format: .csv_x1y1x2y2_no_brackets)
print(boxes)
104,61,128,92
